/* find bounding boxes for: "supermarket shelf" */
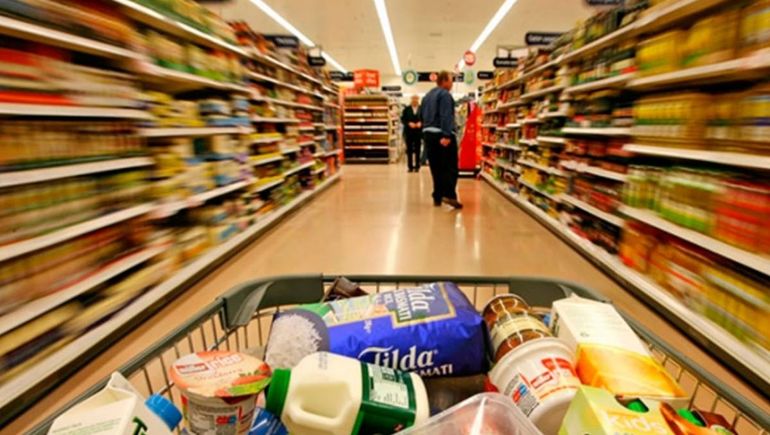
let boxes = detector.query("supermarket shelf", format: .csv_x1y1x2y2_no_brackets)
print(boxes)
0,204,154,264
633,0,729,37
251,52,323,86
496,100,524,110
346,157,390,163
521,118,542,124
0,158,154,189
498,143,522,151
539,111,568,119
312,167,326,175
564,73,636,94
283,161,314,176
253,178,285,193
251,155,284,166
325,125,339,130
346,145,388,150
251,136,283,144
0,104,150,119
109,0,246,56
562,24,636,63
324,102,341,109
497,161,520,173
0,15,143,61
562,195,625,227
619,205,770,276
482,142,497,148
324,149,342,157
520,139,538,146
562,127,631,136
281,147,301,155
190,181,249,205
506,123,521,129
247,71,319,97
498,57,562,89
481,123,497,128
626,58,757,90
561,162,628,182
140,127,253,138
140,64,250,93
251,95,323,111
622,144,770,170
345,118,389,123
521,85,565,100
251,116,301,123
518,179,562,202
537,136,567,144
0,246,165,337
517,159,567,177
313,135,326,140
297,141,315,147
0,173,342,420
482,171,770,395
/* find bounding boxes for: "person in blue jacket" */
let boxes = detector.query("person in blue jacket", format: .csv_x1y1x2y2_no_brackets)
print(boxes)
420,71,462,209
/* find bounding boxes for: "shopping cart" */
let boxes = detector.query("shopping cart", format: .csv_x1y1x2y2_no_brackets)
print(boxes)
26,275,770,434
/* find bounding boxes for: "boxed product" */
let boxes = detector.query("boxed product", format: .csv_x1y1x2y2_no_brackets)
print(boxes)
264,282,487,377
560,386,735,435
551,296,687,405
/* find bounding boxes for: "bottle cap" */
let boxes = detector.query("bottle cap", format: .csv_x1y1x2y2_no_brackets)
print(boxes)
678,408,705,427
266,368,291,418
146,394,182,431
626,399,648,413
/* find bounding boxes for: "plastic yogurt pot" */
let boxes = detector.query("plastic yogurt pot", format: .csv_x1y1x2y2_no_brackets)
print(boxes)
488,337,580,435
169,351,271,435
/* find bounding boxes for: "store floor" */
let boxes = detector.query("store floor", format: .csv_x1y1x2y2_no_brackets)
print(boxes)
8,164,768,433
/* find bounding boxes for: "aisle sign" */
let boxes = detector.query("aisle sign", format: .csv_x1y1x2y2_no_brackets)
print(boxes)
464,69,475,85
477,71,494,80
307,46,326,67
382,85,402,92
263,34,299,48
353,69,380,88
525,32,563,46
330,71,354,81
403,69,418,85
586,0,622,5
415,72,465,82
493,46,525,68
463,50,476,66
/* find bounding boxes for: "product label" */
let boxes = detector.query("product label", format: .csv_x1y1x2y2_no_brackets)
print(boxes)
490,315,550,350
358,363,416,433
497,356,580,417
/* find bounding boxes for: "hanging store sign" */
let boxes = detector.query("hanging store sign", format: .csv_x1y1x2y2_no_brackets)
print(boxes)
330,71,354,81
525,32,563,46
493,58,518,68
463,50,477,66
464,69,475,85
382,85,402,92
477,71,494,80
416,72,465,82
353,69,380,88
307,46,326,67
493,45,525,68
263,34,299,48
402,69,418,85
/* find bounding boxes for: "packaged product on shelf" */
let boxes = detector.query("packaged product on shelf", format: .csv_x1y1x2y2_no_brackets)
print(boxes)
483,296,580,434
249,408,287,435
682,9,739,68
266,352,429,435
47,372,181,435
169,351,271,435
264,282,487,377
397,393,541,435
739,0,770,54
551,296,687,405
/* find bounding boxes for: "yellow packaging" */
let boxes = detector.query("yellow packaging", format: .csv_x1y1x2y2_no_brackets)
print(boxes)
559,386,675,435
551,297,688,405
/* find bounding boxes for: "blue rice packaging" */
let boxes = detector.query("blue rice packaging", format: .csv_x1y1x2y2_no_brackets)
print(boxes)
264,282,487,377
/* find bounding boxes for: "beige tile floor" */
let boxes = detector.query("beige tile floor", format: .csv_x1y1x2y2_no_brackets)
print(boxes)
7,164,768,433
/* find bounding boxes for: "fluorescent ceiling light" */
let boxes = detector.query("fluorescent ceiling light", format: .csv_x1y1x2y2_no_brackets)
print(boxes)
374,0,401,76
456,0,518,69
249,0,348,72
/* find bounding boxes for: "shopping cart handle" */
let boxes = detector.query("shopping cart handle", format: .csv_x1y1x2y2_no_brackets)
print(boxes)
219,274,325,329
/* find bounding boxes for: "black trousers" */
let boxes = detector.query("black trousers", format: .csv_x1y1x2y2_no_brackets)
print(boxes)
405,134,421,170
424,132,458,202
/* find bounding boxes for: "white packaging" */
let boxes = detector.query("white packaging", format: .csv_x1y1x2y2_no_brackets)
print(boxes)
48,372,176,435
488,338,580,435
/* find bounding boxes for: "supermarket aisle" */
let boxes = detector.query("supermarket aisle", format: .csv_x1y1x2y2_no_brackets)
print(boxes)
10,164,768,432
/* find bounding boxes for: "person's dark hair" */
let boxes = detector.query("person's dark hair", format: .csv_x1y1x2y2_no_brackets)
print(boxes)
437,70,452,85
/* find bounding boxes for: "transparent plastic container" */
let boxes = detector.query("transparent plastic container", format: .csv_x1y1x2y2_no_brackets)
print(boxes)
396,393,542,435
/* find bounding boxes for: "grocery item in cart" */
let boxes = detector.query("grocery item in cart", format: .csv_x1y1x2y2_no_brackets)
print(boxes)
169,351,271,435
249,408,288,435
266,352,429,435
48,372,181,435
551,297,687,405
396,392,541,435
482,294,553,362
660,404,737,435
264,282,487,377
487,337,580,435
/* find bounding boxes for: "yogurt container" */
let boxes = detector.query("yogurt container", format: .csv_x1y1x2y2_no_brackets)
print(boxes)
169,351,271,435
488,337,580,435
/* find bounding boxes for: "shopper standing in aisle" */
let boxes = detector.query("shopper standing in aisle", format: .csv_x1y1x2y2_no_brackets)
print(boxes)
421,71,462,209
402,95,423,172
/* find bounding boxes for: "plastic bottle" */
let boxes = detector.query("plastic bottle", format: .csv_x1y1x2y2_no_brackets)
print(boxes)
265,352,429,435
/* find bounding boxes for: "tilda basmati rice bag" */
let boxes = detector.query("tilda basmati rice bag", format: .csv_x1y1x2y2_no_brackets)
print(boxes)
264,282,487,377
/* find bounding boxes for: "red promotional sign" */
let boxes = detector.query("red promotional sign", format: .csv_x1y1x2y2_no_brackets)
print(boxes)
459,101,482,172
463,50,476,66
353,69,380,88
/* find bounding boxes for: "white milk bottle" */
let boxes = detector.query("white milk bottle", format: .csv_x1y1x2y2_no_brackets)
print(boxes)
265,352,429,435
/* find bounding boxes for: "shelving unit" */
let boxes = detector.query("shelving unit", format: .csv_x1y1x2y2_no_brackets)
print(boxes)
480,0,770,397
342,94,391,163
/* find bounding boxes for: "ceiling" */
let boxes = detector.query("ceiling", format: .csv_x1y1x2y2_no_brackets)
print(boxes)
213,0,595,81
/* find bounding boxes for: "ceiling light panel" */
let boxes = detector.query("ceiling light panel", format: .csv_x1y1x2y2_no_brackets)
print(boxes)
374,0,401,76
457,0,518,68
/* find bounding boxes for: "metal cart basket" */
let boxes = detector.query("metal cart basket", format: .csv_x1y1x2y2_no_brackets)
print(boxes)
28,275,770,434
